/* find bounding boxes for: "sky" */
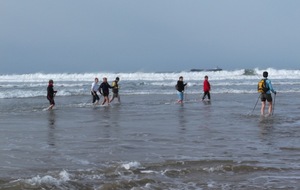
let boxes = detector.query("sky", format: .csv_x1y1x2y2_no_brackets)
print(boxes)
0,0,300,74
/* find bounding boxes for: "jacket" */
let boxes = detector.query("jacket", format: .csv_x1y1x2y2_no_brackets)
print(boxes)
203,80,210,92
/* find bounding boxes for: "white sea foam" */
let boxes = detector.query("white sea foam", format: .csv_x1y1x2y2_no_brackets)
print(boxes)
1,68,300,82
0,68,299,98
122,161,141,170
140,170,158,174
24,170,70,186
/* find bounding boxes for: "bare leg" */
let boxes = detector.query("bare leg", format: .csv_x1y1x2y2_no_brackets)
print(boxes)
109,95,114,103
106,97,110,105
47,104,54,110
102,96,110,105
261,101,266,116
268,101,273,115
102,98,106,105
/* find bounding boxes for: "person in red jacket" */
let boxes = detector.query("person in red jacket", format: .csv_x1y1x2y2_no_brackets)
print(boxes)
202,75,211,101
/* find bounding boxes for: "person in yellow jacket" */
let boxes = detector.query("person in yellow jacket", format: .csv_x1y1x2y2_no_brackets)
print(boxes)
110,77,120,103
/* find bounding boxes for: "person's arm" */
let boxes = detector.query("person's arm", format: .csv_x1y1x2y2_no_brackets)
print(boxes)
98,84,103,94
91,83,95,92
111,82,116,88
267,80,276,94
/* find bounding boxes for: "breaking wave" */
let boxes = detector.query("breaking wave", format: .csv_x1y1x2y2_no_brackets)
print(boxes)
0,68,300,98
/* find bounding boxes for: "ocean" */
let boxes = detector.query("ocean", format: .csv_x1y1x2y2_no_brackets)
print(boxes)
0,68,300,190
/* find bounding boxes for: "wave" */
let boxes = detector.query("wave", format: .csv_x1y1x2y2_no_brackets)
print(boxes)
3,159,295,190
1,68,300,82
1,68,300,98
243,69,257,76
1,88,300,99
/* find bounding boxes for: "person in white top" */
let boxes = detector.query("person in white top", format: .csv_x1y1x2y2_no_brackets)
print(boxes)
91,78,100,104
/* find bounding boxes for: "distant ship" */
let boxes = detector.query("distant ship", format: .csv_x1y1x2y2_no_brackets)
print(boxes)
190,66,222,72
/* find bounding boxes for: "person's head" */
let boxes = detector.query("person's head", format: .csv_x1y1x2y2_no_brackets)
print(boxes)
103,77,107,82
204,75,208,80
116,77,120,82
95,78,99,82
49,79,54,84
263,71,268,78
179,76,183,81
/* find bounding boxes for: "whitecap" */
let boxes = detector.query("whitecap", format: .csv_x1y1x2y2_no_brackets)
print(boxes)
122,161,141,170
25,170,70,186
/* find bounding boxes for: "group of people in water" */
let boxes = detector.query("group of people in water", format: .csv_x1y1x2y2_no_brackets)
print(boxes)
90,77,121,105
176,75,211,104
46,71,276,116
46,77,120,110
176,71,277,116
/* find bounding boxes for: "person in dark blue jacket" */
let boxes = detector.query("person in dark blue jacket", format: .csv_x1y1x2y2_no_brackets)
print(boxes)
99,77,112,105
176,76,187,104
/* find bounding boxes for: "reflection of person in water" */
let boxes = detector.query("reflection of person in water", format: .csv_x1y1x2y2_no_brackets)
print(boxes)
47,111,56,146
177,106,187,131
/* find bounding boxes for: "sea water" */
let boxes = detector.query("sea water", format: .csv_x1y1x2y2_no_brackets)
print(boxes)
0,68,300,189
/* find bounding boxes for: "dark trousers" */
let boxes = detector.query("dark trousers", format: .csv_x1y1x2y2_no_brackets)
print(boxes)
91,91,100,103
202,91,210,100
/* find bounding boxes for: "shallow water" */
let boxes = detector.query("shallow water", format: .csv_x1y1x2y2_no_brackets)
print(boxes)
0,93,299,189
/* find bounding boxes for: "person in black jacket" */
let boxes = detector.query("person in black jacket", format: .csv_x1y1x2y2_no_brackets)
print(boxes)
99,77,112,105
176,76,187,104
47,79,57,110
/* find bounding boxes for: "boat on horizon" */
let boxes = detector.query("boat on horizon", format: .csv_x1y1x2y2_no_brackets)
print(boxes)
190,67,222,72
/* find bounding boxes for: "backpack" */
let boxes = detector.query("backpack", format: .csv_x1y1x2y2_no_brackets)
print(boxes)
257,79,269,93
112,81,119,93
175,84,178,91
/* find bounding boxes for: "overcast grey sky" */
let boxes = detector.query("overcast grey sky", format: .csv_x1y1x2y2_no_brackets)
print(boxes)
0,0,299,74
